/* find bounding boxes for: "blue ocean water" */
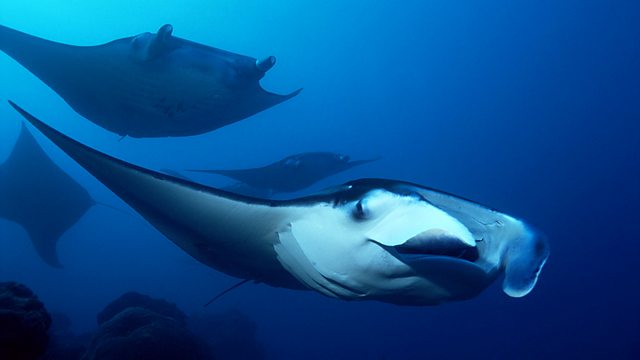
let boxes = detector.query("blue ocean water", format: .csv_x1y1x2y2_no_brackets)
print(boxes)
0,1,638,359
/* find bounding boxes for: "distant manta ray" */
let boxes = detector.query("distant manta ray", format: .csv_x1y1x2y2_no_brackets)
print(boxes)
188,152,380,195
0,123,94,268
0,24,301,138
160,171,291,199
10,102,550,305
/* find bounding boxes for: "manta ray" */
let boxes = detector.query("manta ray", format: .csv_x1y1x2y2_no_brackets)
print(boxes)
9,102,549,305
188,152,380,196
0,24,301,137
0,123,94,268
160,169,275,198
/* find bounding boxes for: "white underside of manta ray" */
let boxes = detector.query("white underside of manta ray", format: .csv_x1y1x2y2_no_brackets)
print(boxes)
9,102,549,306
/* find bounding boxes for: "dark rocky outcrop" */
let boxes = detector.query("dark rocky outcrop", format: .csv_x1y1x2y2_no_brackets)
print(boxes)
0,281,51,360
0,286,266,360
96,291,187,326
83,292,210,360
41,312,92,360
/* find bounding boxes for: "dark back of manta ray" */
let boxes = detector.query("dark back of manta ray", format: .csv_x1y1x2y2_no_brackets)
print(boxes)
0,24,300,138
210,153,361,194
0,126,92,268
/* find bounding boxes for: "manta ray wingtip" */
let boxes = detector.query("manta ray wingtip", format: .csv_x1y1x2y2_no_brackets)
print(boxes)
288,87,303,98
7,99,25,112
7,101,56,139
8,101,33,123
29,231,65,268
8,100,27,120
44,255,64,269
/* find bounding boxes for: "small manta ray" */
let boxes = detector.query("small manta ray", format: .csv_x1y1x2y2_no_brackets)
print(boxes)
0,24,301,138
160,168,273,198
10,102,550,305
0,123,94,268
188,152,380,196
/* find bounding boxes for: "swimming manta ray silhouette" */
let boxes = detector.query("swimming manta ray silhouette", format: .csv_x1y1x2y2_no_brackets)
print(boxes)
0,123,93,267
0,24,301,137
9,102,550,305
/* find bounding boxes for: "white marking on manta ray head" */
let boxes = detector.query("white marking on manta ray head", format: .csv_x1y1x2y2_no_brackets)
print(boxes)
275,190,484,304
275,188,548,305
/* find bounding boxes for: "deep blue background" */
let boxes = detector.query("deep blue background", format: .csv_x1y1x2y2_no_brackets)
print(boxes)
1,1,638,358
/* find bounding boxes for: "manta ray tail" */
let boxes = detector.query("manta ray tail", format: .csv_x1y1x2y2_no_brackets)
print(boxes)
203,279,250,307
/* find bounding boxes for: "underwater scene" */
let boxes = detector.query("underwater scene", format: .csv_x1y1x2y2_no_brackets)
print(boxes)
0,1,638,359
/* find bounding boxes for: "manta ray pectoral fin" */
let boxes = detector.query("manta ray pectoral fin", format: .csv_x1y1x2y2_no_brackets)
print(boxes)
253,87,303,113
8,101,271,275
28,231,63,268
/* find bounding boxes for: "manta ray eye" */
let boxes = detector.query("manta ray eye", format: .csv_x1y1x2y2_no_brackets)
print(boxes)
353,199,368,220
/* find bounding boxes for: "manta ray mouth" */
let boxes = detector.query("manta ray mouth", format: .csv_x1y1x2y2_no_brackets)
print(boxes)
373,237,491,298
396,245,479,263
393,235,480,262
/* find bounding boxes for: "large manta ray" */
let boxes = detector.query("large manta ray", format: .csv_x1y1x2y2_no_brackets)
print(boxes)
0,123,93,267
0,24,301,138
9,102,550,305
188,152,380,196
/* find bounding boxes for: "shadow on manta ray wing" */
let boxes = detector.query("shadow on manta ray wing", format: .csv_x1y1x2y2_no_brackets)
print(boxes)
9,101,550,306
0,23,302,138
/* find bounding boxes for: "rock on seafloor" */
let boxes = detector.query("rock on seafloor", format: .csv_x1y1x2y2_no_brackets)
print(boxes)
0,286,267,360
82,292,210,360
96,291,187,326
41,312,92,360
189,309,266,360
0,281,52,360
